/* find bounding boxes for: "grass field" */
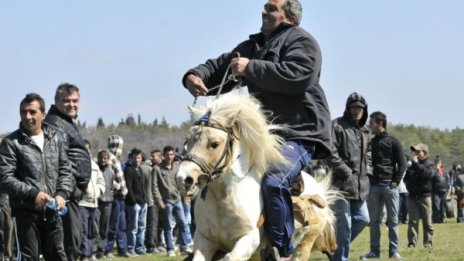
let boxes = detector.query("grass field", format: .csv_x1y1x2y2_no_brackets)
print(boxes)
110,219,464,261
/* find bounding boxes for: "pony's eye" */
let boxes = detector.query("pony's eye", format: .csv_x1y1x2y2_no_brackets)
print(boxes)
211,142,220,149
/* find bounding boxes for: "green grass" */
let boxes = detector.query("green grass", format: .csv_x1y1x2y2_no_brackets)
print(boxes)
110,219,464,261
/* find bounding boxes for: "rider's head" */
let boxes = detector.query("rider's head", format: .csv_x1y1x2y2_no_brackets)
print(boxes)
261,0,302,38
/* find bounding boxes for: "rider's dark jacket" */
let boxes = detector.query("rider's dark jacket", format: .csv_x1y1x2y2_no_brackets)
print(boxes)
183,23,332,159
0,122,73,212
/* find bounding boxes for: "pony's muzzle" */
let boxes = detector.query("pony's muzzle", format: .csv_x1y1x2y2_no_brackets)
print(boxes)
184,176,194,189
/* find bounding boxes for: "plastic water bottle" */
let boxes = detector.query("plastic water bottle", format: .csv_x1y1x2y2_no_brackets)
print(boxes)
46,198,68,216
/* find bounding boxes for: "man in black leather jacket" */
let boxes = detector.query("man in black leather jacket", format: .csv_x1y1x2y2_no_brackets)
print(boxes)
361,111,406,260
0,93,72,260
325,92,371,261
183,1,331,259
45,83,91,261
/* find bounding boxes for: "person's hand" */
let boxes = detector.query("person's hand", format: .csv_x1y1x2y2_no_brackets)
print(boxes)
113,180,121,190
410,155,418,164
230,57,250,76
35,192,52,209
55,195,66,211
185,74,208,97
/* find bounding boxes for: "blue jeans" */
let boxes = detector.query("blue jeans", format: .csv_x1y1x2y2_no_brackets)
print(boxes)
262,141,312,258
105,198,127,254
163,200,190,251
330,199,369,261
126,202,147,253
367,185,400,256
181,201,193,245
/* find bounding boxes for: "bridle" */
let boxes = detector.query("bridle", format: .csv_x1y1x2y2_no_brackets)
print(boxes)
182,111,237,187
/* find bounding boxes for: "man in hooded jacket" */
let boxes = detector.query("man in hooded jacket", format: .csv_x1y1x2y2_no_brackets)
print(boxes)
325,92,371,261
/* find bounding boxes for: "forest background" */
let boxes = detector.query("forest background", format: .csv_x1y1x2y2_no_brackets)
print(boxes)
2,114,463,170
0,114,464,170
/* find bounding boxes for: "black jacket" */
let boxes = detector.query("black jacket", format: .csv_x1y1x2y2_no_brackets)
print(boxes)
183,23,332,159
0,123,73,211
370,132,406,185
45,105,91,194
326,94,371,200
404,157,434,198
431,170,449,193
124,165,147,206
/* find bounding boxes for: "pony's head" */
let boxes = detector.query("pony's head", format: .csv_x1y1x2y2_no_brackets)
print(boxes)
177,92,286,193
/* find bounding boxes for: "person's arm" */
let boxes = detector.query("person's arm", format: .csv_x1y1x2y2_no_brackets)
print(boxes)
0,139,41,203
96,168,106,198
325,121,352,179
182,53,233,91
55,138,73,208
365,135,372,177
124,167,135,205
411,160,434,180
245,34,321,95
68,144,92,191
392,138,407,185
152,167,165,209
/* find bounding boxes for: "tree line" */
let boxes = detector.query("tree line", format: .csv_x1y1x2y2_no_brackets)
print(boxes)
3,114,463,170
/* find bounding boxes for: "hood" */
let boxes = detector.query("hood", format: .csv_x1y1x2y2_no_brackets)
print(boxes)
343,92,368,127
108,135,124,158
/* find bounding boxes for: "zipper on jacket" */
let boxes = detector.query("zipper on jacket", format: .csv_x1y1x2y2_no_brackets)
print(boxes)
25,133,50,196
42,152,49,195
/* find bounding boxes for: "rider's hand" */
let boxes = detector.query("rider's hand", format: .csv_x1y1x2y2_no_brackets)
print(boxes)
185,74,208,97
230,57,250,76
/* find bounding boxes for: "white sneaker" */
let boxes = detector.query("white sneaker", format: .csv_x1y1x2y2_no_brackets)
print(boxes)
167,250,176,257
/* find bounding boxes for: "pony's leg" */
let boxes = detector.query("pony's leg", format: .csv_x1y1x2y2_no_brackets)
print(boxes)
222,228,261,261
192,232,218,261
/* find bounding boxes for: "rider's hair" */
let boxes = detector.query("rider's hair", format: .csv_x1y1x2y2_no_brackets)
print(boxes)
283,0,302,25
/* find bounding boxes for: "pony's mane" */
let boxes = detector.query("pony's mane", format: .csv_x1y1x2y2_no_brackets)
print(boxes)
190,92,286,176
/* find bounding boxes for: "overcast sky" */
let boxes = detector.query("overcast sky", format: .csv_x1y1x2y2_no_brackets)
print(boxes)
1,1,463,134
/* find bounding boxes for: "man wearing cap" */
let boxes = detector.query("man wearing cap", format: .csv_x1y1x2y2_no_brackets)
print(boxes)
325,92,371,261
403,143,434,248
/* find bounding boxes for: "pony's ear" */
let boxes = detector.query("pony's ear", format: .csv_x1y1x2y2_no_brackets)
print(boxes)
188,105,199,116
225,110,241,129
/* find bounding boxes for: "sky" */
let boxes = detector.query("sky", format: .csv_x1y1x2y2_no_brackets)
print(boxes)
1,1,463,134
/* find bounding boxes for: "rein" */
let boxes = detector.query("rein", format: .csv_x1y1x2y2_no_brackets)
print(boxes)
192,52,243,106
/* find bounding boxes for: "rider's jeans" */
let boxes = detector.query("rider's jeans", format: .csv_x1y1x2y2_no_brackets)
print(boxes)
262,141,311,258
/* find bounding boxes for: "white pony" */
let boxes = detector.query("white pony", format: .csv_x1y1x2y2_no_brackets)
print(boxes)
177,92,338,261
